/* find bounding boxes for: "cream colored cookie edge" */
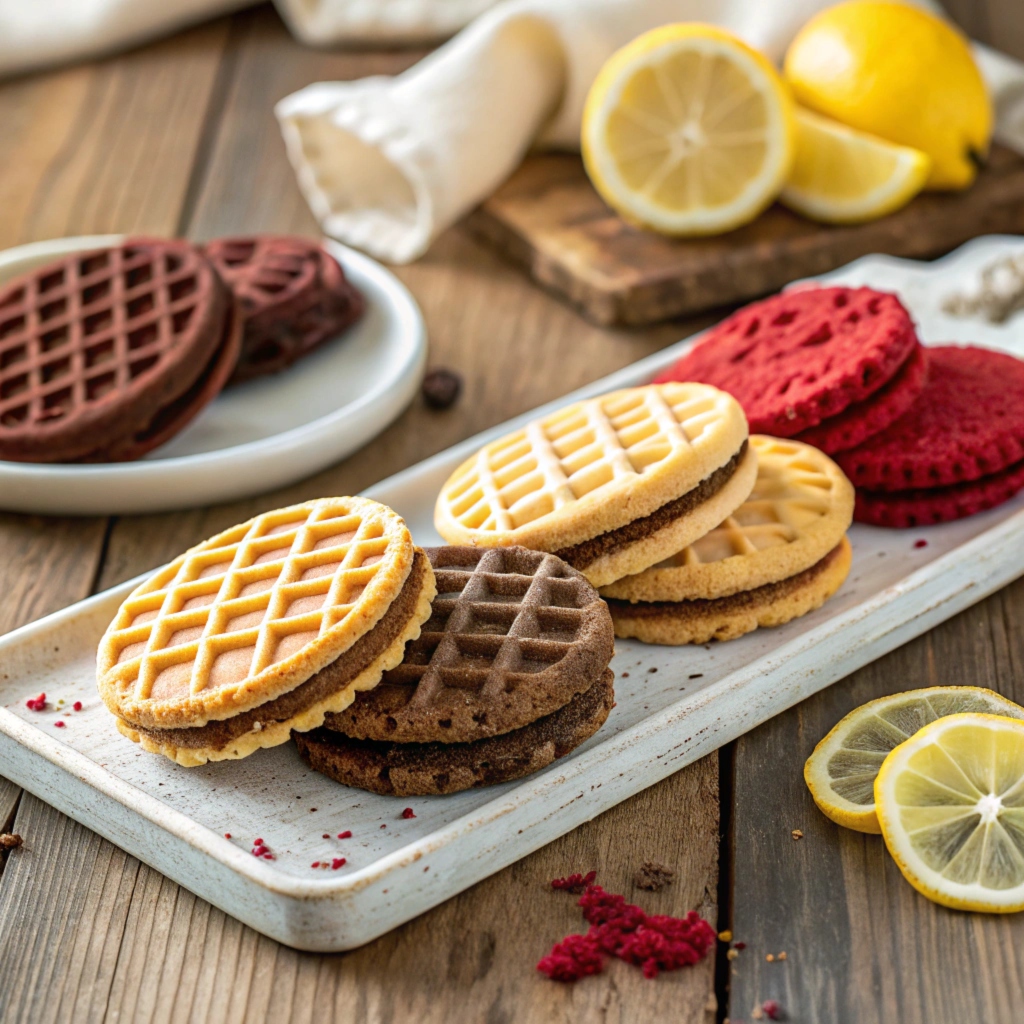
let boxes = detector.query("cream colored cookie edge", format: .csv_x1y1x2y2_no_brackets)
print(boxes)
583,444,758,588
609,537,851,646
601,437,854,602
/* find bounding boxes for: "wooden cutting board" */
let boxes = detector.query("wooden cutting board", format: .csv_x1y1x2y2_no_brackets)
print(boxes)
466,145,1024,327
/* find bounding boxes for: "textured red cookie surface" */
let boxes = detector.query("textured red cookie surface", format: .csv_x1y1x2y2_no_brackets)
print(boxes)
837,346,1024,491
854,458,1024,528
796,343,929,454
655,287,918,436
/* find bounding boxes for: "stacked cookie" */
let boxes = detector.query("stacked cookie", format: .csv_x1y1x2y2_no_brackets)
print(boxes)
836,346,1024,527
96,497,435,766
432,383,855,646
295,546,615,795
0,234,363,463
205,235,364,384
657,285,1024,526
602,436,854,644
656,286,928,455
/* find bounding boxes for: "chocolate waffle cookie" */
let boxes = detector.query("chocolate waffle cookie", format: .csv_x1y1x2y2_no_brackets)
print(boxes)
295,545,615,795
0,239,239,463
97,497,435,766
204,235,364,383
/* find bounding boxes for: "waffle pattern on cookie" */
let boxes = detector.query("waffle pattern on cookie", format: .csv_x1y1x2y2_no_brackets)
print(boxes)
0,240,227,462
97,497,415,730
325,546,614,744
601,436,854,602
435,383,748,551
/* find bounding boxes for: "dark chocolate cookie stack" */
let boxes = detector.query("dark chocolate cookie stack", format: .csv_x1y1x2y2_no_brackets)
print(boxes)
205,235,364,383
0,238,241,463
293,545,616,796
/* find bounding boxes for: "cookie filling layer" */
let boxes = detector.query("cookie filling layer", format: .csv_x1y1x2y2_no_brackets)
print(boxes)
124,550,430,750
295,669,615,796
606,541,844,620
554,440,748,570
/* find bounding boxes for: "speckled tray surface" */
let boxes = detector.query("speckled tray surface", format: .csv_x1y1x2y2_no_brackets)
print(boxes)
2,237,1023,951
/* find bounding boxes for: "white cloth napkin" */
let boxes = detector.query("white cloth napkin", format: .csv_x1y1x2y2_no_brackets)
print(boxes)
0,0,498,77
276,0,1024,263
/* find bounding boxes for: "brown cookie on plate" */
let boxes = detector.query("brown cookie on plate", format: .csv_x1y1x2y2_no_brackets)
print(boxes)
0,238,236,463
294,668,614,796
204,235,364,383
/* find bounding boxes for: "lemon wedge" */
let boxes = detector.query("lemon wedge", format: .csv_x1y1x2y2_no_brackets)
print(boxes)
805,687,1024,834
876,713,1024,913
781,108,931,224
582,24,794,236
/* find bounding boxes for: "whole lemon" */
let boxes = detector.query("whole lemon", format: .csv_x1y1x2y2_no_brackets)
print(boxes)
784,1,992,189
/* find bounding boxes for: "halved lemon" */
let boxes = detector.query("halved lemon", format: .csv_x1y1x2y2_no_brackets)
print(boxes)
781,108,931,224
581,24,794,236
876,713,1024,913
805,687,1024,834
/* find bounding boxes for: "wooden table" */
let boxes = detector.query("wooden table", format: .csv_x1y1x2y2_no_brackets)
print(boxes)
1,6,1023,1022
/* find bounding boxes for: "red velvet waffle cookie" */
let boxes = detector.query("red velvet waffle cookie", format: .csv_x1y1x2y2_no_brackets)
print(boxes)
795,343,929,454
0,239,235,463
837,347,1024,492
655,287,918,437
204,235,364,383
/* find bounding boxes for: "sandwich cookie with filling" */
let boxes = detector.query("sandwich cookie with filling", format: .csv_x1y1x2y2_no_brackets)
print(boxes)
434,383,757,588
96,497,435,765
294,545,615,796
602,436,854,644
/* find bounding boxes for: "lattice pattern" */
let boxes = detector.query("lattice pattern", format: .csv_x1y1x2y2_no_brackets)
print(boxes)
97,497,414,715
658,436,837,568
205,235,364,383
328,545,615,743
437,383,744,539
0,241,223,446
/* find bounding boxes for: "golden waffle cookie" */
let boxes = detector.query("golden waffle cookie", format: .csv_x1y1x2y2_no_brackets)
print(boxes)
602,436,854,602
434,383,752,587
97,498,433,764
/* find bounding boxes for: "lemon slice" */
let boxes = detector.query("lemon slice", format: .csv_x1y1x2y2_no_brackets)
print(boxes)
805,687,1024,834
876,713,1024,912
780,108,931,224
582,24,794,236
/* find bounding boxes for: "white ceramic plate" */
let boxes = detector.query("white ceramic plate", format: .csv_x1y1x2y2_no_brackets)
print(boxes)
0,235,427,515
1,237,1023,952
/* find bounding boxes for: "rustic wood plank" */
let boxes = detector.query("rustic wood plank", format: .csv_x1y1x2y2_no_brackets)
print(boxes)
467,146,1024,327
727,575,1024,1024
0,19,231,245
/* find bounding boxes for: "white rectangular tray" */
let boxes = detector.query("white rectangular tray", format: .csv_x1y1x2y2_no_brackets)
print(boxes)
2,236,1023,951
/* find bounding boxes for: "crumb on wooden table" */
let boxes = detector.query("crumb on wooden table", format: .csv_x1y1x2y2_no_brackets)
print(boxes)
633,860,675,891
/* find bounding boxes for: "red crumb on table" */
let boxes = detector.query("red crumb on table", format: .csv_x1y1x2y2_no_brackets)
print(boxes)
25,693,46,711
538,884,716,982
54,721,65,728
332,858,346,869
338,830,352,839
73,701,83,711
401,807,416,819
251,838,274,860
322,833,330,839
734,941,746,950
380,824,387,829
763,999,782,1019
551,871,597,894
311,861,320,869
914,539,928,549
